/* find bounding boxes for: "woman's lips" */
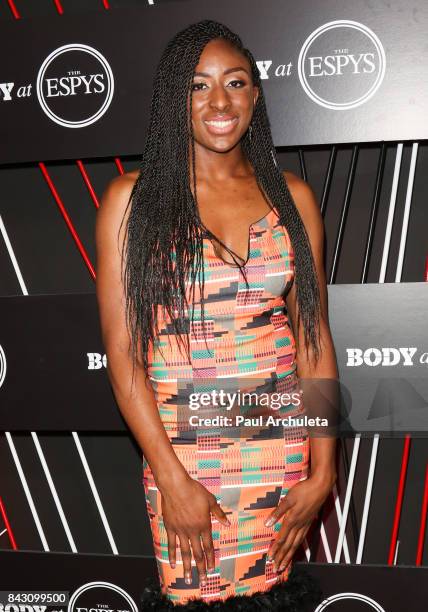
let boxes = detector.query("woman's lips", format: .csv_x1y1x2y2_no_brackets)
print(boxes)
203,116,239,135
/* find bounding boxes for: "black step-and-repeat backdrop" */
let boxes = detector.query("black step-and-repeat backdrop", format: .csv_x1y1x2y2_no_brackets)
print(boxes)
1,2,427,609
1,0,428,163
1,283,427,433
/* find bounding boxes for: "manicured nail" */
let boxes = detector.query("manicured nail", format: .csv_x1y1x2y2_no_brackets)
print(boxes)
207,567,215,574
265,517,274,527
185,574,192,584
170,562,176,568
200,576,207,586
278,565,285,572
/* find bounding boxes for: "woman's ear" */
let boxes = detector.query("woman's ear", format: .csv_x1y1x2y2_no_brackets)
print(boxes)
253,85,259,108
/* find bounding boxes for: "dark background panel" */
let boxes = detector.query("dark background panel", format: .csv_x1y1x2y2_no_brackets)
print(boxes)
1,0,428,162
0,0,426,574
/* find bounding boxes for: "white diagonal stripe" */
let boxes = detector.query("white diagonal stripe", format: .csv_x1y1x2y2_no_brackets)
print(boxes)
31,432,77,552
395,143,418,282
72,432,118,554
5,432,49,551
335,434,361,563
379,143,403,283
0,214,28,295
356,434,379,563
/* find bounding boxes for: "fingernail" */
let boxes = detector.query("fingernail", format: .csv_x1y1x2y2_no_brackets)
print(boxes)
170,562,176,568
207,567,215,574
265,518,274,527
185,574,192,584
200,576,207,586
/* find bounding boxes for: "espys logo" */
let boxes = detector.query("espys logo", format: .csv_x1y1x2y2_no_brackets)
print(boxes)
68,581,137,612
36,43,114,128
297,20,386,110
257,20,386,111
315,591,386,611
0,344,6,389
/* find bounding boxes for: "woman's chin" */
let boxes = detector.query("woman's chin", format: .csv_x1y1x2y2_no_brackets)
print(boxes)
199,136,242,154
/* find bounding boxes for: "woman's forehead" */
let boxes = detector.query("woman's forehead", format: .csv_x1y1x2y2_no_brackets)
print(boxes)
196,39,249,72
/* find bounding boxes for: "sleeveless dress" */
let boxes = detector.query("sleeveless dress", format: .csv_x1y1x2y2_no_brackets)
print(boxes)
142,206,310,605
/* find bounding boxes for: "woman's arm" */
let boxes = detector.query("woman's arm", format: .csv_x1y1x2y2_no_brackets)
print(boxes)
95,173,190,489
264,171,338,573
284,170,338,488
95,173,230,586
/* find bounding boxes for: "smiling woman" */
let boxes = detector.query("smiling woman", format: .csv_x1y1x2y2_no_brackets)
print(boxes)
95,18,337,610
191,56,256,146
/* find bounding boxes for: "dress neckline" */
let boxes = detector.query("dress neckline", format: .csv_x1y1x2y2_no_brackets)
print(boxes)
205,206,278,269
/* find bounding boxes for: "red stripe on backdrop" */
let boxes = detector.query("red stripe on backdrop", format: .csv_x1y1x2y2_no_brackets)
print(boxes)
39,162,96,280
7,0,21,19
417,262,428,562
76,161,100,209
415,463,428,565
115,158,125,175
6,0,20,19
0,496,18,550
388,435,411,565
52,0,63,15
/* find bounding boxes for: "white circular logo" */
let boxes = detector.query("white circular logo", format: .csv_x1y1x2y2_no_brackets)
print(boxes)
314,592,386,611
68,581,138,612
36,43,114,128
298,20,386,110
0,344,6,389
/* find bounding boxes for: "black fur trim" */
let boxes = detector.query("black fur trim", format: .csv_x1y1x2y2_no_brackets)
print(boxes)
140,565,323,611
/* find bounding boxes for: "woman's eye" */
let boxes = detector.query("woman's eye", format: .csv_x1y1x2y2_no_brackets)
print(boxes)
227,80,246,87
191,80,246,92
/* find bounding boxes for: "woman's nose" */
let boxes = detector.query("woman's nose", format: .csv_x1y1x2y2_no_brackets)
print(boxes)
209,84,231,111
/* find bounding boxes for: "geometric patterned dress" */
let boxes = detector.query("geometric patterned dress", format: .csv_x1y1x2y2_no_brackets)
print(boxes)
142,205,310,605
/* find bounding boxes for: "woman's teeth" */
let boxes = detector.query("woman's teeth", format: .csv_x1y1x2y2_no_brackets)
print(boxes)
205,119,235,127
203,117,238,134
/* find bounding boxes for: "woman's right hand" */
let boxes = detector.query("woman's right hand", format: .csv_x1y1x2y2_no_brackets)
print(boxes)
160,474,230,587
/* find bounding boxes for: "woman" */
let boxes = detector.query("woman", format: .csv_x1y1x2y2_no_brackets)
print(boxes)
95,19,338,608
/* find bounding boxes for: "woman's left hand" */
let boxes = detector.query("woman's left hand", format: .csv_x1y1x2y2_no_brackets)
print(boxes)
264,472,335,572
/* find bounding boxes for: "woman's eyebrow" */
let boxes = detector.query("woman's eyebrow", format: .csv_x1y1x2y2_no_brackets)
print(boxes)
193,66,249,77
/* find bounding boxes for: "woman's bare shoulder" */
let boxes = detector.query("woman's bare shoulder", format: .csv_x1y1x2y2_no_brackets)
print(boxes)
96,169,140,248
100,169,139,212
282,170,318,214
281,169,323,240
282,169,314,197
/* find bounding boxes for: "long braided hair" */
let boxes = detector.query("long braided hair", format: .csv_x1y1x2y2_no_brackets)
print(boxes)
120,19,322,383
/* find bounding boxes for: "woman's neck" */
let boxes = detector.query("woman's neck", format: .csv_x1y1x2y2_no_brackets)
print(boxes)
189,141,253,184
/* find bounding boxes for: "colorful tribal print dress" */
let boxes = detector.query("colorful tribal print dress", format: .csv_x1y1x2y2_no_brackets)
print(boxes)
143,206,310,605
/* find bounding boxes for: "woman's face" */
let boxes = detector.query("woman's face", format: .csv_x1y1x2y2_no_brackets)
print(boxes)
189,38,259,154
